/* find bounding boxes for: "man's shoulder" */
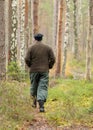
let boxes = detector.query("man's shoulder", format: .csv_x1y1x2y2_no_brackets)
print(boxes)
42,43,52,49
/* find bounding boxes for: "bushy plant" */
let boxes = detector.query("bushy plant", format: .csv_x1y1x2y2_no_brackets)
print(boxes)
7,62,28,81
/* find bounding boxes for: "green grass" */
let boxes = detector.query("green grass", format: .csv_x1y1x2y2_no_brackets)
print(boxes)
45,79,93,127
0,78,93,129
0,81,33,130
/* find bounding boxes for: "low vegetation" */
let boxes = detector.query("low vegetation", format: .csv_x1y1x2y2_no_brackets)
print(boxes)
0,78,93,129
46,79,93,127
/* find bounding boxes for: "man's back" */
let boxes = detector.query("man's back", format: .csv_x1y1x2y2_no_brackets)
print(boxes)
25,41,55,72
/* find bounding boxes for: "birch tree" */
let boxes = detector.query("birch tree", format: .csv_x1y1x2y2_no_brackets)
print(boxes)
62,0,70,77
55,0,64,77
85,0,93,80
17,0,21,65
20,0,26,70
10,0,17,62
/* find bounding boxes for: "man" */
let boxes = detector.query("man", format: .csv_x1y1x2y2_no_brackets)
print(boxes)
25,33,55,112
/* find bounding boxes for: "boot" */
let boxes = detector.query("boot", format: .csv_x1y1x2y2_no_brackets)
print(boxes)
38,100,45,112
32,96,37,108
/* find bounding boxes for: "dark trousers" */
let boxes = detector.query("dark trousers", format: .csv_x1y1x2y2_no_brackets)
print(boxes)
30,72,49,102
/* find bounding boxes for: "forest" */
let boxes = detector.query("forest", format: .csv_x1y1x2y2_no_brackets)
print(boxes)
0,0,93,129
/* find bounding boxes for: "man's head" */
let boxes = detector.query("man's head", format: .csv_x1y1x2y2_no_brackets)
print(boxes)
34,33,43,41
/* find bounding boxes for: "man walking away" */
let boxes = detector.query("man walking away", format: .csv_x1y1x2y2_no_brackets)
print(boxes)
25,33,55,112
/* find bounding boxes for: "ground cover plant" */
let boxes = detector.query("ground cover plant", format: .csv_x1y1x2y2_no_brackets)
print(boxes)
0,78,93,129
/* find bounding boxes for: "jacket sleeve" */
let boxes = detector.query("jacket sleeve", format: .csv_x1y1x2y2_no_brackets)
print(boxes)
25,48,31,67
48,47,55,69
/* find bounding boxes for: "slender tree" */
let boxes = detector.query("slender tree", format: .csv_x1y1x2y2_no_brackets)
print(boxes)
53,0,59,53
73,0,78,59
62,0,70,77
28,0,32,45
25,0,29,49
5,0,12,72
85,0,93,80
0,0,6,79
55,0,64,77
19,0,26,70
31,0,39,43
17,0,21,65
10,0,17,62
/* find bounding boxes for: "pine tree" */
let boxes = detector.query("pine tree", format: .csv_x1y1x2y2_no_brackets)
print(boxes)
55,0,64,77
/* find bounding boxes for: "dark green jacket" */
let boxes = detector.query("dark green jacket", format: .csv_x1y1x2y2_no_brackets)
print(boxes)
25,41,55,73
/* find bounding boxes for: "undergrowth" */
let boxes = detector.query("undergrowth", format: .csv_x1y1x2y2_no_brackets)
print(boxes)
45,79,93,127
0,78,93,129
0,81,33,130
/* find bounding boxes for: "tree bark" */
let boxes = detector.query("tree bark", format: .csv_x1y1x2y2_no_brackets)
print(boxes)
85,0,93,80
31,0,39,42
0,0,6,79
53,0,59,54
55,0,64,77
62,0,70,77
73,0,78,59
20,0,26,70
10,0,17,62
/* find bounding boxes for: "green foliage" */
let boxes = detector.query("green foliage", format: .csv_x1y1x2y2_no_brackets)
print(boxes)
7,62,28,81
0,81,33,130
1,78,93,129
45,79,93,127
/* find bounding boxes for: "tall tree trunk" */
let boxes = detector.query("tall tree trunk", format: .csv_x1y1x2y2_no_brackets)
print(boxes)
20,0,26,70
31,0,39,42
10,0,17,62
73,0,78,59
53,0,59,54
55,0,64,77
25,0,29,54
62,0,70,77
17,0,21,65
85,0,93,80
5,0,12,73
28,0,32,46
0,0,6,79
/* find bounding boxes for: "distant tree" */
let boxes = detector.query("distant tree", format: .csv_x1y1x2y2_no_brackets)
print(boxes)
53,0,59,53
17,0,21,65
5,0,12,71
73,0,78,59
62,0,70,77
28,0,32,46
31,0,39,40
55,0,64,77
85,0,93,80
25,0,29,48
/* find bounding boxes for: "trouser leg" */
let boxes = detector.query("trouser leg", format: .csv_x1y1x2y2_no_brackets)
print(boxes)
30,73,39,107
37,72,49,112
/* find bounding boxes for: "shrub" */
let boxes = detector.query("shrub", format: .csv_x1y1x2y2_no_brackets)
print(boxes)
7,62,28,81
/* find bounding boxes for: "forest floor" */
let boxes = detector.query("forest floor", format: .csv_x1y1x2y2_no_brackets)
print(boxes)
21,78,93,130
1,78,93,130
22,107,93,130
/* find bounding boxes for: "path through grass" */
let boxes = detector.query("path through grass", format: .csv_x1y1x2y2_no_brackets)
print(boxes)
0,79,93,129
